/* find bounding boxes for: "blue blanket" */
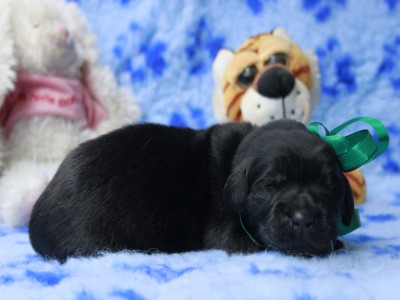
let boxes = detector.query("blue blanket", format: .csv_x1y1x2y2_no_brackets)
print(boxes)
1,0,400,299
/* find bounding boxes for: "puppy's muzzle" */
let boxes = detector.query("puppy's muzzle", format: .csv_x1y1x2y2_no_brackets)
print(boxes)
279,192,320,237
291,213,314,234
254,64,295,99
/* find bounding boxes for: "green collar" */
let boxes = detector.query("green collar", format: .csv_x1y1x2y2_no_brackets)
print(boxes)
240,116,389,246
239,213,263,247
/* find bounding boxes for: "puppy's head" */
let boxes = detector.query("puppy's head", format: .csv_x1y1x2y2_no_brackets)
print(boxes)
224,120,354,256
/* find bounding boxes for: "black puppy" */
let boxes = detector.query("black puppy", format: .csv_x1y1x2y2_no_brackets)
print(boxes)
29,120,354,262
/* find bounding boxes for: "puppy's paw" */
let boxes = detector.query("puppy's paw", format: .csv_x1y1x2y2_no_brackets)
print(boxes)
334,239,345,251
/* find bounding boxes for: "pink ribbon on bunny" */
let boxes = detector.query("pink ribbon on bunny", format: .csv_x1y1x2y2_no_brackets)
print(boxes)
0,73,108,137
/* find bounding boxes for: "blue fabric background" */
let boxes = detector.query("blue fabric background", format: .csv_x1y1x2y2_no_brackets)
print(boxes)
1,0,400,299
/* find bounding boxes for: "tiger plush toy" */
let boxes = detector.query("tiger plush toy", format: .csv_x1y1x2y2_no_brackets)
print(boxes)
212,28,320,125
212,28,366,204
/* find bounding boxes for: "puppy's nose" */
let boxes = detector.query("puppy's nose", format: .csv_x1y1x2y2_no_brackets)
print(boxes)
256,67,295,98
291,213,314,234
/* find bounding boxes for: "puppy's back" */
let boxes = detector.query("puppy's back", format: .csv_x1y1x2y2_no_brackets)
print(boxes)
29,124,212,261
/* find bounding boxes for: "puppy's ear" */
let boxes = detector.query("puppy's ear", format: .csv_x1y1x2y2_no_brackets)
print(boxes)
223,158,252,212
341,174,355,226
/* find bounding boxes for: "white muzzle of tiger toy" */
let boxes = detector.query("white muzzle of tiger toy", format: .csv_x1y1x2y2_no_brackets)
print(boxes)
241,63,311,125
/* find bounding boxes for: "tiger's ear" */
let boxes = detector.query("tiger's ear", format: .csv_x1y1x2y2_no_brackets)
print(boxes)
304,49,321,109
213,49,234,122
213,49,234,86
271,28,291,41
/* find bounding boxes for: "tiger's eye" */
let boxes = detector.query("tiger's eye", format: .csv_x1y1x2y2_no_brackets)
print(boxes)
265,53,288,66
237,65,257,87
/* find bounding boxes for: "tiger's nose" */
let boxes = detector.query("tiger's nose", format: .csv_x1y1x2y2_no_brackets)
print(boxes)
256,66,295,98
291,213,314,234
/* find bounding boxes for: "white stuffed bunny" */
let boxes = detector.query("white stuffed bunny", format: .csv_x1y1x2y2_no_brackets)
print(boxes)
0,0,141,227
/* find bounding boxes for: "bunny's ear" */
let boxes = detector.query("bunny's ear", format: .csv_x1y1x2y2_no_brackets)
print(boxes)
0,0,17,104
63,1,99,65
80,61,97,101
79,61,108,130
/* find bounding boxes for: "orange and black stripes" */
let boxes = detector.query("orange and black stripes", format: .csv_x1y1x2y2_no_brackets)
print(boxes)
222,33,271,121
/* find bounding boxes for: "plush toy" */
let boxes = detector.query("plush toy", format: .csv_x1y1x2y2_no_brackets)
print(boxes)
213,28,320,125
212,28,366,204
344,169,366,205
0,0,141,227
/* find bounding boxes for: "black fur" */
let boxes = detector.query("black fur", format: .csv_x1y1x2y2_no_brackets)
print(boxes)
29,120,354,261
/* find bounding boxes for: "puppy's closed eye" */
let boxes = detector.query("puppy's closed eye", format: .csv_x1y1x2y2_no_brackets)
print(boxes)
264,174,286,190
